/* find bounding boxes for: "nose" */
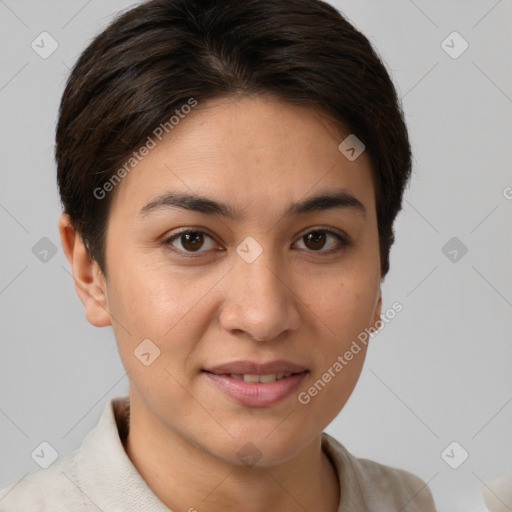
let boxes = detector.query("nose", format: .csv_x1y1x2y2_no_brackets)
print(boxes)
218,249,302,342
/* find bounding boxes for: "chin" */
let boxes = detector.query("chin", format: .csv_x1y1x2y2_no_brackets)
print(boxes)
205,425,315,468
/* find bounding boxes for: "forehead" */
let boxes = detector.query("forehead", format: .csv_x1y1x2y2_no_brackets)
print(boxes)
107,95,376,219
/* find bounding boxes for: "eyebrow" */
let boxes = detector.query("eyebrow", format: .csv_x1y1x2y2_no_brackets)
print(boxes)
139,189,366,220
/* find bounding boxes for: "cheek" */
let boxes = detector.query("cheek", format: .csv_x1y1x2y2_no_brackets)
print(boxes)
105,258,228,384
105,264,206,395
297,273,377,426
303,265,379,345
334,277,378,338
108,257,211,336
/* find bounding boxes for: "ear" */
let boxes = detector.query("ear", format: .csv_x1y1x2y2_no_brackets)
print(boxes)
58,213,112,327
370,289,382,331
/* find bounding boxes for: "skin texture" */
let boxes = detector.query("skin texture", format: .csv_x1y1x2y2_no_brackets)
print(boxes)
59,95,383,512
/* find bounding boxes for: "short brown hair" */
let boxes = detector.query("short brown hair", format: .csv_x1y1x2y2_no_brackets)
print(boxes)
56,0,412,277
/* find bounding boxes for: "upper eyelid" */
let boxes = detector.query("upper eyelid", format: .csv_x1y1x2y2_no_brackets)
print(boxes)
165,227,217,244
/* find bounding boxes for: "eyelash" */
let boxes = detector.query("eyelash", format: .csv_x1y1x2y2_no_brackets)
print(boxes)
162,227,351,259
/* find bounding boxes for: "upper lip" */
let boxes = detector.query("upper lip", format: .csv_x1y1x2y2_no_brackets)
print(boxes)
203,360,308,375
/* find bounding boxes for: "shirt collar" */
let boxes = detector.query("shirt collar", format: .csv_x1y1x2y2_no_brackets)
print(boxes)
72,396,171,511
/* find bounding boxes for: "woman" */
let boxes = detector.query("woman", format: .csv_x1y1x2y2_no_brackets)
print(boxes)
0,0,437,510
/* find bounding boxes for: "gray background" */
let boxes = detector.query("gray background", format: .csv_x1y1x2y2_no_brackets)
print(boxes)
0,1,511,511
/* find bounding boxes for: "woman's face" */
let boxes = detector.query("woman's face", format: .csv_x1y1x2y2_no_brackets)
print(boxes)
100,95,382,466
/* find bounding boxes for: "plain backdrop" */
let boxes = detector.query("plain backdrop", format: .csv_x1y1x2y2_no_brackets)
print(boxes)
0,1,511,511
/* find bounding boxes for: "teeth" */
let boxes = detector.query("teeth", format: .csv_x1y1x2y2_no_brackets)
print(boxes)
244,374,261,383
231,372,293,383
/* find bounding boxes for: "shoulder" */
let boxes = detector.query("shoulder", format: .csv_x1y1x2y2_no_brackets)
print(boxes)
322,433,437,511
353,456,437,510
0,450,87,511
0,396,129,512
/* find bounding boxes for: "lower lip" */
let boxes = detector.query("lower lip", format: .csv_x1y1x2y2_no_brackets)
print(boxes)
202,371,308,407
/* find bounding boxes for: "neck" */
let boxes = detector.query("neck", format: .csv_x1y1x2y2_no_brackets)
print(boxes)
123,394,340,512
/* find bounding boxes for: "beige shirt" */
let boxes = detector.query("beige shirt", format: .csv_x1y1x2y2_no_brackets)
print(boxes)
0,396,437,511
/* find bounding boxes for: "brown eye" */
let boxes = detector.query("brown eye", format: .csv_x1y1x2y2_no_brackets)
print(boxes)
294,229,349,253
180,232,204,251
304,231,327,250
165,230,218,254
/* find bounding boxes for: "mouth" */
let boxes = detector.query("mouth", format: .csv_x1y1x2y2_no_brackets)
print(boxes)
208,372,298,383
201,360,309,407
203,360,308,376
